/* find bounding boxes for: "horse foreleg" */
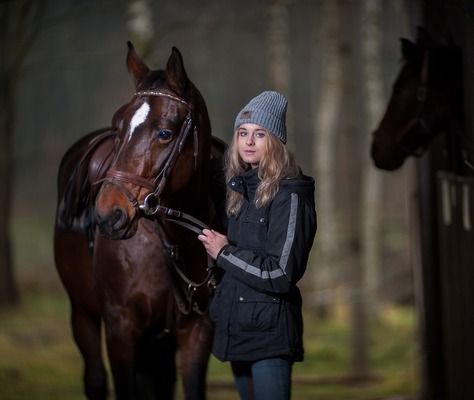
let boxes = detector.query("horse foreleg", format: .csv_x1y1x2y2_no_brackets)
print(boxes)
71,304,108,400
135,333,177,400
178,315,213,400
104,328,136,400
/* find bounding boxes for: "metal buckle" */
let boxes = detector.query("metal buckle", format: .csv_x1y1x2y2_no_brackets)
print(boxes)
139,193,160,215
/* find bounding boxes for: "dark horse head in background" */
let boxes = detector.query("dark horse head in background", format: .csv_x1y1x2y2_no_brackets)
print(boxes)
370,27,465,171
55,42,220,400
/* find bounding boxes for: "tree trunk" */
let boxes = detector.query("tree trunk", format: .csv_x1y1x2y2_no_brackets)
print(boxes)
126,0,154,60
0,0,46,308
310,0,342,316
360,0,384,317
0,79,18,308
348,0,385,375
267,0,292,143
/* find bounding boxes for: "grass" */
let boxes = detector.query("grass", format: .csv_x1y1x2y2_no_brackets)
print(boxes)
0,288,84,400
0,287,418,400
2,211,417,399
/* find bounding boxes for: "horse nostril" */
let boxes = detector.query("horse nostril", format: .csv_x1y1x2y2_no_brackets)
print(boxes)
96,207,129,235
111,207,127,230
110,208,122,223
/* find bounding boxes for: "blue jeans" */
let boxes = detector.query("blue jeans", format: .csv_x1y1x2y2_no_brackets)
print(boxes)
231,358,292,400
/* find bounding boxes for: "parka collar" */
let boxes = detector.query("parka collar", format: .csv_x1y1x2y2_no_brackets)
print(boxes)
228,168,260,195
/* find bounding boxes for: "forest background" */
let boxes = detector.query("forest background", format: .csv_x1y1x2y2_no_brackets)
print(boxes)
1,0,421,399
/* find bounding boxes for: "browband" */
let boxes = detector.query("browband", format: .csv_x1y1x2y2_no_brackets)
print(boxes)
134,90,192,108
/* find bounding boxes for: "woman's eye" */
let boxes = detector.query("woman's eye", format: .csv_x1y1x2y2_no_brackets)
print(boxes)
255,131,266,138
238,130,247,137
156,130,173,142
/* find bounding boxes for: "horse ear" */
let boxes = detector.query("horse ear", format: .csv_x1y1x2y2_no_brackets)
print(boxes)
126,41,150,88
416,26,433,48
400,38,418,60
166,47,189,96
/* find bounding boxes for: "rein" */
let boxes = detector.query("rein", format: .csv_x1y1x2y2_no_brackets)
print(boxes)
395,50,434,156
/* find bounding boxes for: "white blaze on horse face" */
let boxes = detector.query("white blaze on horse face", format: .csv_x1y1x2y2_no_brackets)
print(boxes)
128,101,150,142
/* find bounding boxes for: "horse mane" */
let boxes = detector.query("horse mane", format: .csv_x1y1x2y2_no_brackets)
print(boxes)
56,129,115,235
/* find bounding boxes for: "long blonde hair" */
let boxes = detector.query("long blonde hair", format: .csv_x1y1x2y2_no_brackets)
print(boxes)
225,130,298,216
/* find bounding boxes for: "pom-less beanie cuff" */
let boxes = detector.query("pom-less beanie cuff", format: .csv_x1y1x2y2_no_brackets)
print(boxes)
234,91,288,144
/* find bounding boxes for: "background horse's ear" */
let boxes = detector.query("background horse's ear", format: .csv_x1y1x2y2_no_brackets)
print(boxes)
400,38,418,61
416,26,433,48
166,47,189,96
126,41,150,88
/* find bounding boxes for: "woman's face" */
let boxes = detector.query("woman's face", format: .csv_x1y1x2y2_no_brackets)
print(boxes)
236,123,268,168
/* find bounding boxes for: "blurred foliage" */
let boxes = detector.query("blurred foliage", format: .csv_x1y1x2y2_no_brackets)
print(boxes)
0,288,417,399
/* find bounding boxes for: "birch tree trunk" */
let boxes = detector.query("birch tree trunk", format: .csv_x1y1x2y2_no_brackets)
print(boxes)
349,0,385,374
310,0,342,315
267,0,292,146
126,0,154,60
360,0,384,317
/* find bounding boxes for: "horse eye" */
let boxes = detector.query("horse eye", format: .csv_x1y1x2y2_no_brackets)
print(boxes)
156,129,173,143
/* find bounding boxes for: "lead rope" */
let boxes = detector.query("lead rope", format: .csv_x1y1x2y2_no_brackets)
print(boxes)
157,219,216,316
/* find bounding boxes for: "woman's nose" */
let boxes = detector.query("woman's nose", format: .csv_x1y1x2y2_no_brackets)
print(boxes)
246,134,254,145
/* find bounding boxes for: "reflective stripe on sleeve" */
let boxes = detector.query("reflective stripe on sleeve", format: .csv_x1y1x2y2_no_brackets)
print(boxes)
220,193,299,279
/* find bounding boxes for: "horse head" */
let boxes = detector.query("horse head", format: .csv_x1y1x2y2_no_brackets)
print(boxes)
95,43,211,239
371,27,463,170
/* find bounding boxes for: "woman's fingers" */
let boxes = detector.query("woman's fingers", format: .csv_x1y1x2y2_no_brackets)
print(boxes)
198,229,228,259
211,230,226,239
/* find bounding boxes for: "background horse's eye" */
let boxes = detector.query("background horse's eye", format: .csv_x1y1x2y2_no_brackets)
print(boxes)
156,129,173,143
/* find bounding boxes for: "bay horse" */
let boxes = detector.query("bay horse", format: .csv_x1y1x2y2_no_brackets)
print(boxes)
54,43,225,399
370,27,468,172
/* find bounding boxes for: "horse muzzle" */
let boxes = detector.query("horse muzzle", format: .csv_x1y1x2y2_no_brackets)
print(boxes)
95,205,138,240
370,133,406,171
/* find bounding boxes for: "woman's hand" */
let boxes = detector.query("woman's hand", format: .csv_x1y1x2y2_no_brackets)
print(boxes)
198,229,229,260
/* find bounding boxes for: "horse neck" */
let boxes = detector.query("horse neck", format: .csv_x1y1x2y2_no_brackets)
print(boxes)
191,87,212,209
432,47,464,123
430,49,467,173
165,101,211,218
162,170,209,223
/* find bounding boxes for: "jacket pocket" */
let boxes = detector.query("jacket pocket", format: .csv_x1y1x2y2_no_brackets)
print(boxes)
239,210,268,249
236,292,281,332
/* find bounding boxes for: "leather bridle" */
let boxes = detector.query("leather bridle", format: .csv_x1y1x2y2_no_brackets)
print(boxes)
103,89,212,233
104,90,210,232
394,50,435,156
105,90,199,215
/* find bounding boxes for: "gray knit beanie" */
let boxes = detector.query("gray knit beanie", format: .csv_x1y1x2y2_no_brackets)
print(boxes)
234,91,288,144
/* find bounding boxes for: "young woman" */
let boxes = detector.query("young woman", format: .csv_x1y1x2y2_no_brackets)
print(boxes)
198,91,317,400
